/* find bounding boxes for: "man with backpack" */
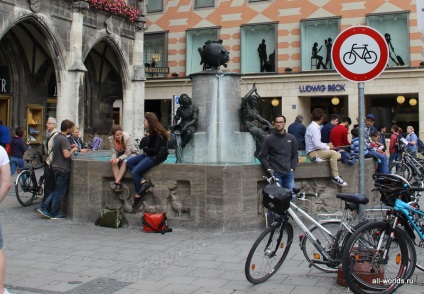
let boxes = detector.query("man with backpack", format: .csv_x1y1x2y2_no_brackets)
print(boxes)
389,125,402,166
42,117,59,202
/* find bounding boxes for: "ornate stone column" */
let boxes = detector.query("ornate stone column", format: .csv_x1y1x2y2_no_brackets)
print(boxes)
122,0,147,138
57,1,88,129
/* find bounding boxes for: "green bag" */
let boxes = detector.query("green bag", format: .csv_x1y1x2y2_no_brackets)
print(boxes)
95,208,126,228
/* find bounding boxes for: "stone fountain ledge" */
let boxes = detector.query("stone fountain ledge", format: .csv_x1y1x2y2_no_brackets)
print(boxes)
67,151,375,231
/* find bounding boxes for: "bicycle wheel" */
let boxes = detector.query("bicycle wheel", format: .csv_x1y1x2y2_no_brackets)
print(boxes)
15,170,37,207
342,221,413,294
388,162,412,182
245,221,293,284
343,52,356,65
301,220,343,273
364,51,377,64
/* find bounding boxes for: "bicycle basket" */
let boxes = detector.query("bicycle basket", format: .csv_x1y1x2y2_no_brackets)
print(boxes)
262,184,292,215
373,173,411,206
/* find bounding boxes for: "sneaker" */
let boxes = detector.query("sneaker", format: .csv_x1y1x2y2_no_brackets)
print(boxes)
4,288,11,294
332,176,347,187
50,214,66,220
36,208,51,219
137,182,151,195
114,183,123,193
132,196,144,210
314,156,326,163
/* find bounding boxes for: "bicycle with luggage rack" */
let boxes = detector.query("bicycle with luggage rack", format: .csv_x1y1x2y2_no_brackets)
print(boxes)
388,140,424,182
244,172,371,284
341,173,424,294
15,153,45,206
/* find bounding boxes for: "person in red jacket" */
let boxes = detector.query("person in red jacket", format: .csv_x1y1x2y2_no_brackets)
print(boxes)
329,117,352,148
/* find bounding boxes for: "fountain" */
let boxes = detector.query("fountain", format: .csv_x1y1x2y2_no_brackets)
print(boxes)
66,41,375,231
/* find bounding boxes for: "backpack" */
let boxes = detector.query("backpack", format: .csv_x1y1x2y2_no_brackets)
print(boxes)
394,134,402,152
41,131,59,162
142,212,172,234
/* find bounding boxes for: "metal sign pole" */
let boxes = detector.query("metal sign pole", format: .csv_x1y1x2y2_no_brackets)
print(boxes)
358,82,365,216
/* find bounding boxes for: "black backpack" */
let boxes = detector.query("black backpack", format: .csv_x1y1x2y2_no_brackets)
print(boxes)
394,134,402,152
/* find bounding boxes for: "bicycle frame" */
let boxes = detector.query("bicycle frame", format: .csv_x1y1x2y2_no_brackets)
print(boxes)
393,198,424,241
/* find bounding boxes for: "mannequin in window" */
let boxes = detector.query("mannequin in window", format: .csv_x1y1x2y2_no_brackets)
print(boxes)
257,39,267,72
312,42,327,69
324,38,332,69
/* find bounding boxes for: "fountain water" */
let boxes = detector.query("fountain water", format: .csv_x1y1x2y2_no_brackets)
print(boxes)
182,71,255,164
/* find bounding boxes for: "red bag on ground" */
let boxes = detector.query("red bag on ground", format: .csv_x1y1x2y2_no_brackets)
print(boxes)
142,212,172,234
5,143,12,156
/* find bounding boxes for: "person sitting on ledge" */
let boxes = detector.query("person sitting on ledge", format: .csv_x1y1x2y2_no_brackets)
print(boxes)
126,113,169,210
108,125,137,193
305,108,347,187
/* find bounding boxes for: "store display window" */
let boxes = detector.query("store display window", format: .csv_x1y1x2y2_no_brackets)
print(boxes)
367,12,409,67
240,23,277,73
300,18,340,71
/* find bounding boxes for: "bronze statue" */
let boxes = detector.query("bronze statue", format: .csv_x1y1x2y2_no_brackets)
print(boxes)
172,94,199,163
198,40,230,70
239,83,272,158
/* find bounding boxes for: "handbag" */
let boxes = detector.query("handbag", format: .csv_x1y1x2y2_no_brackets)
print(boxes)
5,143,12,156
95,208,126,228
142,212,172,234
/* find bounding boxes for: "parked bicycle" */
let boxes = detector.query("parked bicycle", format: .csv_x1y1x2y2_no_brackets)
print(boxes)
15,154,45,206
389,142,424,182
343,43,377,65
342,173,424,294
244,173,370,284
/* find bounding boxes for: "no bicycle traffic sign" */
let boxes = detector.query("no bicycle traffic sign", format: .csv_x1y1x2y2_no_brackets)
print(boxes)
331,26,389,82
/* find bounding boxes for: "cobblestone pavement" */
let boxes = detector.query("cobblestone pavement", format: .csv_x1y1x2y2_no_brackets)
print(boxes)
1,192,424,294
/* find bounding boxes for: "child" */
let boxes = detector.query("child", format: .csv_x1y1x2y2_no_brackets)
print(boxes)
350,128,381,163
370,131,384,151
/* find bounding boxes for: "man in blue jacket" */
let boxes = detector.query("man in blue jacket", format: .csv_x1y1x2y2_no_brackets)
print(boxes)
288,115,306,151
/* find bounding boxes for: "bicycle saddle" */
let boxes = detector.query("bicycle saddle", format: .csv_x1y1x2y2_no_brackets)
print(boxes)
336,193,369,205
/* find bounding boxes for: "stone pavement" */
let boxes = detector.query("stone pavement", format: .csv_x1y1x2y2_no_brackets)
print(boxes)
1,191,424,294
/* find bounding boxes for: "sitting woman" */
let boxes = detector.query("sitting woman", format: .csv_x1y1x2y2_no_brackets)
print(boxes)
109,125,137,192
126,113,169,210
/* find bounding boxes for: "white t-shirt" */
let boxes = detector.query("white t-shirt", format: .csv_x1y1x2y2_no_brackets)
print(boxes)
0,146,9,166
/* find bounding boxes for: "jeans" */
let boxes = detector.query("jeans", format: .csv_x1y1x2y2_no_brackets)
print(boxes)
10,157,25,176
389,152,402,167
126,154,155,193
368,150,389,174
274,171,295,191
41,171,70,216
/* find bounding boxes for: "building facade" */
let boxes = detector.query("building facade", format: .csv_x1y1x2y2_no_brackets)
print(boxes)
0,0,147,144
144,0,424,137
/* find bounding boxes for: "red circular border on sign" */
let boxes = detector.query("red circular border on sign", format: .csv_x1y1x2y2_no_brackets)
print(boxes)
331,26,389,82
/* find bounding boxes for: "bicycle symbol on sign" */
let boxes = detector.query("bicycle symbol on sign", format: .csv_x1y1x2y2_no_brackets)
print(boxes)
343,43,377,65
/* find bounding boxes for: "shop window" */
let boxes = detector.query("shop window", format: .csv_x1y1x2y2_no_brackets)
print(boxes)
249,0,270,2
144,33,167,78
300,18,340,71
367,13,409,67
147,0,163,13
241,23,277,74
186,28,220,75
195,0,214,9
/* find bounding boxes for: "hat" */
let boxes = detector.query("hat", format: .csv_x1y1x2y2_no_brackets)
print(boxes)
366,114,375,121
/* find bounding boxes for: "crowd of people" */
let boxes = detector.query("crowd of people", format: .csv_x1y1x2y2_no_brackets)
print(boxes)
260,107,420,189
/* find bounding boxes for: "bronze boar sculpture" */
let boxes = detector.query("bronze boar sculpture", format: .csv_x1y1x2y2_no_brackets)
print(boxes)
198,39,230,70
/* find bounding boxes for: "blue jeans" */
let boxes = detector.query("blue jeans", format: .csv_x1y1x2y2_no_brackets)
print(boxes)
10,157,25,176
126,154,156,193
41,171,70,216
274,171,295,191
389,152,402,167
368,150,389,174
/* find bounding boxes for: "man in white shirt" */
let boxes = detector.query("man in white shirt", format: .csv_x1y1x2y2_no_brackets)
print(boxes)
0,146,11,294
305,108,347,186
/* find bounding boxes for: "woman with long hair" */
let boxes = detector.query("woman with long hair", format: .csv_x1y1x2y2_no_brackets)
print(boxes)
10,127,29,175
108,125,137,192
389,125,402,166
127,113,169,209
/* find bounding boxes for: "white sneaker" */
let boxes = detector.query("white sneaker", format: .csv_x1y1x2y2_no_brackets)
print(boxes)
314,156,326,163
332,176,347,187
4,288,11,294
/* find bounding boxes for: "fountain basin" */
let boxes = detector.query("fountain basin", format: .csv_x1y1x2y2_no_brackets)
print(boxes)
67,151,375,231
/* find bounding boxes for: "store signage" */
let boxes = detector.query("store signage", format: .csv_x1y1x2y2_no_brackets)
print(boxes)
299,84,345,93
145,67,169,74
332,25,388,82
0,66,9,93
